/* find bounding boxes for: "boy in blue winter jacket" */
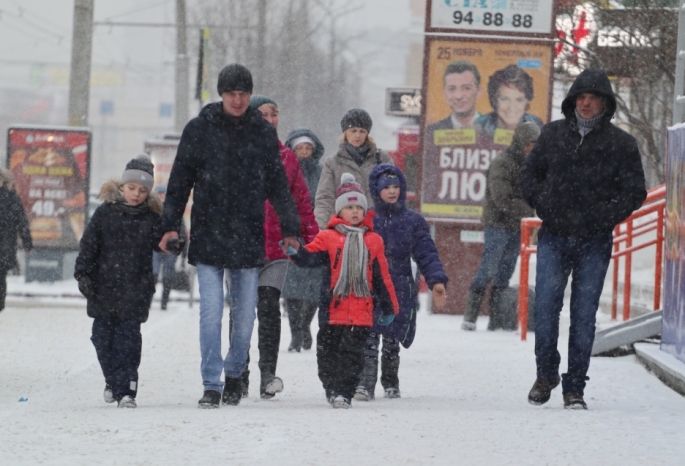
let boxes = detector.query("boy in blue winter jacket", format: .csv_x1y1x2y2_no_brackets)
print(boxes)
354,164,448,401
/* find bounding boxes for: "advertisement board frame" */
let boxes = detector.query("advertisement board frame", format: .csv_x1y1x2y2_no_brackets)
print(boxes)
417,34,555,223
6,124,92,251
425,1,558,40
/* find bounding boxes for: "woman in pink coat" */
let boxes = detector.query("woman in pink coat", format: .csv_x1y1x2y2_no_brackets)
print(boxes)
230,95,318,400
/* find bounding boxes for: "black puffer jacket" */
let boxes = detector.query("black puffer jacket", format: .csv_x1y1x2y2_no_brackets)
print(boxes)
75,181,162,322
0,173,32,272
162,102,300,269
520,69,647,238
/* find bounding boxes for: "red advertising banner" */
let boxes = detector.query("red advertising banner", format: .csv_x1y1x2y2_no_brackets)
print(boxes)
7,126,91,249
420,36,553,220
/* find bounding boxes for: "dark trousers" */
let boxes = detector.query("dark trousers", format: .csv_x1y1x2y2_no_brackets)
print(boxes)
471,226,521,289
285,299,318,349
0,269,7,311
358,332,401,392
234,286,281,393
317,324,370,400
534,228,612,396
91,316,142,400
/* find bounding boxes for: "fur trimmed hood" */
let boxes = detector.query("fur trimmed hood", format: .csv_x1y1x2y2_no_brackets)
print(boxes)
98,179,163,214
0,168,15,191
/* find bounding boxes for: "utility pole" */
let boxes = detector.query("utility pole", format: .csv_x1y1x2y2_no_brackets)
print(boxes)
175,0,189,133
68,0,94,127
256,0,267,91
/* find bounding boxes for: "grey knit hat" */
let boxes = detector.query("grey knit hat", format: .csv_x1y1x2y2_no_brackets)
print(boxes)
120,154,154,191
217,64,253,95
511,122,540,152
249,95,277,110
335,173,368,214
341,108,372,133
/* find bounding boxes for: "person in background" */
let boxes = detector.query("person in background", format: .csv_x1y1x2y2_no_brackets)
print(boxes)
314,108,393,230
353,163,447,401
282,128,326,352
0,168,32,312
151,184,186,311
461,122,540,332
230,95,318,400
288,173,398,409
74,155,163,409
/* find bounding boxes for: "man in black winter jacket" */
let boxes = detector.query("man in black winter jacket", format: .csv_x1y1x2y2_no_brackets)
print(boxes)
159,64,301,408
520,69,646,410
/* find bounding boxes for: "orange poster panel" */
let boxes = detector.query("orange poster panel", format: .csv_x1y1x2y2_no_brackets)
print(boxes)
421,37,553,220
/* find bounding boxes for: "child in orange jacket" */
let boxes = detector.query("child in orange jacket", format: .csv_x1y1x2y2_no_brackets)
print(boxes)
288,173,398,409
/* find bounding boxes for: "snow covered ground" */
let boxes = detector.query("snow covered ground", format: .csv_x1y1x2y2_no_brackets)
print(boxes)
1,294,685,465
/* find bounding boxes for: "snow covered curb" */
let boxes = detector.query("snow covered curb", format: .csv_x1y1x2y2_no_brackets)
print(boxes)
634,343,685,397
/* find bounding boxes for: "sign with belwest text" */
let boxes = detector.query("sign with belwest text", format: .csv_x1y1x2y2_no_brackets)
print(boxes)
427,0,555,37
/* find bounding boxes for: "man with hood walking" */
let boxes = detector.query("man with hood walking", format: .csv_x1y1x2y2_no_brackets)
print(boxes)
520,69,646,409
159,64,300,408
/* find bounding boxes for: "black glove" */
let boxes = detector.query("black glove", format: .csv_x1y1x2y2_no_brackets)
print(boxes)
78,276,95,300
166,237,186,255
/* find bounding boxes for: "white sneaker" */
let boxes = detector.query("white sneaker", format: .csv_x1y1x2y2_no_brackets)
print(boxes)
117,395,137,408
262,376,284,399
104,385,115,404
353,387,374,401
461,321,476,331
332,395,351,409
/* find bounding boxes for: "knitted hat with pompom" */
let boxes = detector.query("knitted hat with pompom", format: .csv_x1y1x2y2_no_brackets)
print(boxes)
335,172,368,214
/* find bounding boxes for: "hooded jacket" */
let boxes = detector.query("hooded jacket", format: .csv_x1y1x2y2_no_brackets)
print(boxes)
290,211,398,327
75,181,162,322
263,141,318,261
482,124,537,230
369,164,448,347
520,69,647,238
0,169,32,272
282,128,326,301
161,102,300,269
314,140,393,230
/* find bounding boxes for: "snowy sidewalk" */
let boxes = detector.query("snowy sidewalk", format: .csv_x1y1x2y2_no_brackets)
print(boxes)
1,299,684,465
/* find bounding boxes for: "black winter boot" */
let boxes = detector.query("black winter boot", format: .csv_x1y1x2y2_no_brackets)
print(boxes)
222,378,242,406
462,287,486,331
257,287,281,383
354,357,379,401
301,301,318,350
380,337,401,391
487,286,508,331
285,299,303,352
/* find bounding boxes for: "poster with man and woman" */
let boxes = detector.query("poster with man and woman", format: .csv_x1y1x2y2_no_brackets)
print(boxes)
421,37,553,220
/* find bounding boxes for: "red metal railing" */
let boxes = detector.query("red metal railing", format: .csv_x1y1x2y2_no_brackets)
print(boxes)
517,185,666,341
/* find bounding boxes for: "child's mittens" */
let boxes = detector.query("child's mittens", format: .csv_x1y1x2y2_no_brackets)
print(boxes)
377,314,395,326
77,276,95,299
432,283,446,310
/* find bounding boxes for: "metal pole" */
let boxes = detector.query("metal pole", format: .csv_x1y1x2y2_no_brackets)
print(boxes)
673,0,685,125
67,0,94,127
175,0,189,133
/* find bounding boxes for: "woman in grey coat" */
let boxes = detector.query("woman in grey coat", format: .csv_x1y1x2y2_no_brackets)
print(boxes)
313,108,393,230
282,128,325,351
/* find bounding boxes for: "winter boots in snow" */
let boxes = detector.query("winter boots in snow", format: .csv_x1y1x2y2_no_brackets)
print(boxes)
528,375,560,406
487,286,508,331
104,384,114,404
332,395,351,409
117,395,136,408
286,299,317,352
198,389,221,408
260,376,284,400
563,392,587,410
222,378,242,406
462,287,486,331
384,387,401,399
354,353,379,401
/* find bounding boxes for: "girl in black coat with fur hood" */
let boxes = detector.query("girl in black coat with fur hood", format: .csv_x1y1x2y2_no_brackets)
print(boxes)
75,155,163,409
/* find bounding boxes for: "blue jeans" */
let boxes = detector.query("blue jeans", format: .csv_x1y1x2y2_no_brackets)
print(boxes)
196,264,259,391
471,227,521,289
534,228,612,395
152,251,176,280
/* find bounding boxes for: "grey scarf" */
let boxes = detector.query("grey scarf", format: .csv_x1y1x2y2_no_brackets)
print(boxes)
332,223,371,298
575,110,604,137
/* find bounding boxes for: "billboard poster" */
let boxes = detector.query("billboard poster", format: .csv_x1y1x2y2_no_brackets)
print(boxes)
7,126,90,250
663,125,685,363
427,0,555,37
420,36,552,220
144,136,191,228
